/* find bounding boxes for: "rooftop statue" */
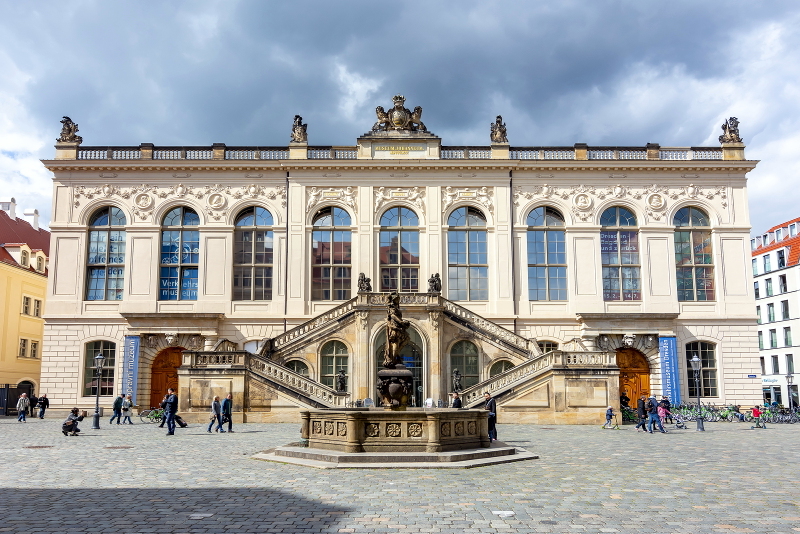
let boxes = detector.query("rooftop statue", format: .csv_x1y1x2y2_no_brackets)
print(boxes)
372,94,427,132
719,117,742,144
291,115,307,143
490,115,508,143
58,116,83,144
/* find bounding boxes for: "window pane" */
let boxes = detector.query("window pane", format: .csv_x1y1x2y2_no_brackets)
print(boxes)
448,266,468,301
469,267,488,301
312,267,331,301
180,268,198,300
160,267,179,300
528,231,546,265
448,231,468,265
233,266,252,301
86,268,107,301
548,266,567,301
602,267,620,301
547,230,566,264
528,266,547,301
601,231,619,265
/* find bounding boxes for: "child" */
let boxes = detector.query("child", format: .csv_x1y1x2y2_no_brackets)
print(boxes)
604,406,614,428
657,402,670,426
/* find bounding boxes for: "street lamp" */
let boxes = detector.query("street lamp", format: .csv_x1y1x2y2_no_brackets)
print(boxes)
690,353,705,431
787,373,794,412
91,352,105,430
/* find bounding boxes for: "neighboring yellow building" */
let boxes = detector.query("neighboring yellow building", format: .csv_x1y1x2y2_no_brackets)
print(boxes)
0,198,49,401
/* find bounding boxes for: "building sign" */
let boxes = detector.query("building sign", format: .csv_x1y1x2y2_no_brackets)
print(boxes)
122,336,141,405
372,143,427,158
659,336,681,405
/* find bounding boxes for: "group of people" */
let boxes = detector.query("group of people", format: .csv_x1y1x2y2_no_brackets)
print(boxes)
14,392,50,421
634,393,671,433
109,393,135,424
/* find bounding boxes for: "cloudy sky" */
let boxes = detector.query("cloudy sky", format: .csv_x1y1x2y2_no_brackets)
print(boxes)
1,1,798,234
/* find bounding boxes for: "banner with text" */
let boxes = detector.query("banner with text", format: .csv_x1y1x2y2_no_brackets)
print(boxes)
659,336,681,406
122,336,141,405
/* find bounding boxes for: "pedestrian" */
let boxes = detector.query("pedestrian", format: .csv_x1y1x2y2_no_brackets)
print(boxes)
158,395,168,428
29,393,38,417
16,393,30,422
657,402,670,427
221,393,234,433
484,391,497,441
647,394,667,433
110,393,124,425
37,394,50,419
451,392,462,409
660,396,673,424
163,388,178,436
207,395,225,433
121,394,134,424
752,405,761,421
62,407,85,436
604,406,614,428
635,394,648,432
619,391,630,408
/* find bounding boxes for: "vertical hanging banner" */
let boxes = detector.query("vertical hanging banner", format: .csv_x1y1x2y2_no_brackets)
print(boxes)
659,336,681,406
122,336,141,405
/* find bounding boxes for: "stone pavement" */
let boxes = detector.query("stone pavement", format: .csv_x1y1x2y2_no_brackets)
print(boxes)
1,416,798,534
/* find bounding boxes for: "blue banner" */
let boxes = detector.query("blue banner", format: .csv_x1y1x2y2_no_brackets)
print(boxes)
659,336,681,406
122,336,141,405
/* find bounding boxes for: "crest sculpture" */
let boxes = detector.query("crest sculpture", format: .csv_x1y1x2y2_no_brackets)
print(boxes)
372,94,427,132
291,115,307,143
376,291,414,409
490,115,508,143
58,116,83,144
719,117,742,144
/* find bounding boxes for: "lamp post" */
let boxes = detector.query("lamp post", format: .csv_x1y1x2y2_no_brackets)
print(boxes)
690,353,705,431
787,373,794,412
91,352,105,430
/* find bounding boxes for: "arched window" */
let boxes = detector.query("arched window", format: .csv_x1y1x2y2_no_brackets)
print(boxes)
447,207,488,301
86,206,127,301
527,206,567,301
311,207,352,301
233,207,274,301
286,360,309,376
379,207,420,291
600,207,640,301
159,206,199,301
489,360,515,377
537,340,559,353
83,340,116,396
450,340,480,388
320,340,348,390
686,341,717,397
674,207,714,301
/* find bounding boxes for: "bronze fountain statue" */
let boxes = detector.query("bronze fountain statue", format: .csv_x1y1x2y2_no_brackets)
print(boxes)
376,291,414,409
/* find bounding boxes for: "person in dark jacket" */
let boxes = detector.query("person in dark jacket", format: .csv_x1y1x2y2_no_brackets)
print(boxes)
221,393,234,433
62,408,85,436
604,406,614,428
164,388,178,436
660,396,673,424
451,392,462,409
647,395,667,433
37,394,50,418
484,392,497,441
110,393,124,424
635,394,648,432
29,394,38,417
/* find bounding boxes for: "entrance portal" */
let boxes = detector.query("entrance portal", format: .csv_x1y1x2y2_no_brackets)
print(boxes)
375,328,424,407
149,347,183,409
617,348,650,407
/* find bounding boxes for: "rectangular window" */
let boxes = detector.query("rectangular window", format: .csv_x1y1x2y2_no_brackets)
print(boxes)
22,296,31,315
770,329,778,349
782,300,790,320
756,306,761,324
792,224,798,237
754,281,760,299
603,230,640,301
780,275,788,294
30,341,38,359
772,355,780,374
760,357,766,375
766,278,773,296
778,250,786,269
764,255,771,273
787,354,795,374
18,339,27,358
758,331,764,350
785,327,792,347
83,341,116,397
33,299,41,317
752,258,758,276
768,303,775,322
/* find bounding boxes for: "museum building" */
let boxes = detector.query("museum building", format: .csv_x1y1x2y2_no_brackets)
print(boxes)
39,98,761,423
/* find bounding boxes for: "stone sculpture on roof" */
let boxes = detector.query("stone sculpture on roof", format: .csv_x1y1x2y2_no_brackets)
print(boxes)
291,115,307,143
719,117,742,144
58,116,82,144
490,115,508,143
372,94,427,132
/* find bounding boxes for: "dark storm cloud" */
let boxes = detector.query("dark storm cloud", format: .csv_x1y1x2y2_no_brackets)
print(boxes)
0,0,798,232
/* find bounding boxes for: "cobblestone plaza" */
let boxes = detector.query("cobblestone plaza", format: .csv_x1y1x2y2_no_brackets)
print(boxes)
2,419,798,533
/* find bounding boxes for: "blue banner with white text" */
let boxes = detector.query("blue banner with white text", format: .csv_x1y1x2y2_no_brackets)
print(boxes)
122,336,141,405
659,336,681,406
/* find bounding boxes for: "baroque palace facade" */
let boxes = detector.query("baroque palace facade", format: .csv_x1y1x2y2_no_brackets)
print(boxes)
40,99,760,423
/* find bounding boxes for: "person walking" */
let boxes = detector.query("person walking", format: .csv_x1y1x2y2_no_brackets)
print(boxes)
647,394,668,433
16,393,30,422
29,393,38,418
121,394,134,424
37,394,50,419
207,396,225,433
110,393,124,425
660,396,673,424
633,394,647,432
163,388,178,436
484,391,497,442
451,392,462,409
62,408,85,436
221,393,234,433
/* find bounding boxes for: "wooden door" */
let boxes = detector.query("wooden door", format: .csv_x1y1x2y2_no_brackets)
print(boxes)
149,347,183,408
617,348,651,406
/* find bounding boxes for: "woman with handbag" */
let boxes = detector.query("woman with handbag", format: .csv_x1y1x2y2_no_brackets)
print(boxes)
207,396,225,433
121,394,134,424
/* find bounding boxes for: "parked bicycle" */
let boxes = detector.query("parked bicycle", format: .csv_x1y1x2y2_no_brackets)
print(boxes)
139,407,165,424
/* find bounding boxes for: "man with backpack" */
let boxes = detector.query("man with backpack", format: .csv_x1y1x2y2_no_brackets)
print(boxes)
647,394,668,433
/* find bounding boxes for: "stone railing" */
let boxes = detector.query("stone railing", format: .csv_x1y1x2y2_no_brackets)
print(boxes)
360,292,438,306
189,352,247,367
247,355,347,407
271,297,358,351
442,299,530,354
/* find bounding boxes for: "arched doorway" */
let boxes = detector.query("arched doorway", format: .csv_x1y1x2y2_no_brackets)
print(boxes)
617,348,650,407
149,347,183,408
375,327,424,407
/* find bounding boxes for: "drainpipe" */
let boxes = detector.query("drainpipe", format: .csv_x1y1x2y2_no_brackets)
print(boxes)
284,172,290,333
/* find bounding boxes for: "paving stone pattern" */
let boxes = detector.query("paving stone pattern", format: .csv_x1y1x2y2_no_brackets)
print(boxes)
1,417,798,534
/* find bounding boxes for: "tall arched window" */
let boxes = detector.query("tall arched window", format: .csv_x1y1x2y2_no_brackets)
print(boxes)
311,207,352,301
320,340,348,390
233,206,274,301
600,207,640,301
674,207,714,301
447,207,488,301
86,206,127,301
686,341,717,397
450,340,480,388
379,207,420,291
159,206,199,300
527,206,567,301
83,340,116,396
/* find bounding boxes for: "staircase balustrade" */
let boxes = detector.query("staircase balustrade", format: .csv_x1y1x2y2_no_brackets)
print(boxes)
247,354,347,407
441,300,530,354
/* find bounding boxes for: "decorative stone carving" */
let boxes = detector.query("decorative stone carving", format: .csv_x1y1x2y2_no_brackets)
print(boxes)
408,423,423,437
188,335,203,349
144,335,158,349
572,193,593,211
386,423,401,437
429,310,440,332
365,423,380,437
454,421,464,436
442,186,494,214
440,422,451,437
645,193,667,220
382,292,410,368
452,369,463,393
427,273,442,293
337,422,347,436
165,333,178,346
356,311,369,330
357,273,372,292
306,186,357,215
291,115,308,143
324,421,334,435
719,117,742,144
490,115,508,143
644,335,658,349
158,183,202,199
313,421,322,434
372,95,426,132
622,334,636,348
58,116,82,143
374,186,426,215
336,369,347,392
467,421,477,435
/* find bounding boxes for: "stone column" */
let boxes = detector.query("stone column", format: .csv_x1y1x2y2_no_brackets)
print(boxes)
300,410,311,440
345,412,364,453
426,411,442,453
